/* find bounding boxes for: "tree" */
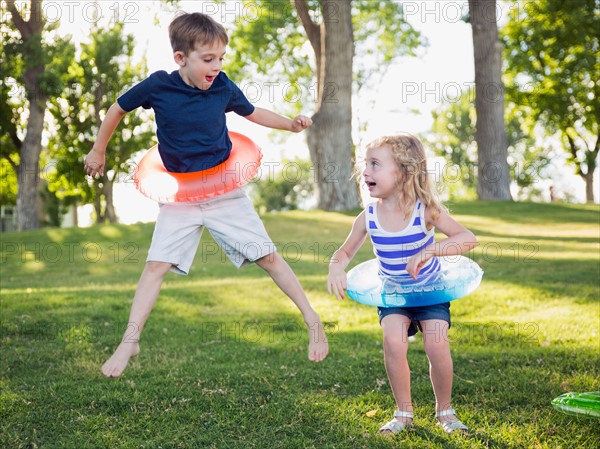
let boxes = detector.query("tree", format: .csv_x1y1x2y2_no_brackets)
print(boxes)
468,0,512,200
251,158,314,212
429,93,478,197
224,0,422,210
2,0,74,229
502,0,599,203
0,37,20,207
429,90,550,201
47,24,154,223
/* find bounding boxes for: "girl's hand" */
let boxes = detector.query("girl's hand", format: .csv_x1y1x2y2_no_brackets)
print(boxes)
84,148,106,177
327,269,347,300
290,115,312,132
406,250,432,280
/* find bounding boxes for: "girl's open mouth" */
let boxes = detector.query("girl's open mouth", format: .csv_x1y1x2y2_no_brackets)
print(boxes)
205,75,215,83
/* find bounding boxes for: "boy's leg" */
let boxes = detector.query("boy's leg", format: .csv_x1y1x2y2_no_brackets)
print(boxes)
380,314,414,424
101,261,172,377
255,252,328,362
203,190,327,361
420,319,456,419
102,202,204,377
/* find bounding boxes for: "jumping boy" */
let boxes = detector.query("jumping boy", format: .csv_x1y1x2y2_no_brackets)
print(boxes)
84,12,329,377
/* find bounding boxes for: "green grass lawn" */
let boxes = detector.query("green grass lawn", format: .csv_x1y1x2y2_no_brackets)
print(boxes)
1,201,599,448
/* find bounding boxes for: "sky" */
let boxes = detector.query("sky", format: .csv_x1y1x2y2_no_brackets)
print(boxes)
45,0,594,224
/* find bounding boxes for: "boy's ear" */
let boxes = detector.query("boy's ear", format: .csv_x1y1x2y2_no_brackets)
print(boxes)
173,51,186,67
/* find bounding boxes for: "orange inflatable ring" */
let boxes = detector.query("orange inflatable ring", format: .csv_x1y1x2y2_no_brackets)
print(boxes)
134,132,262,203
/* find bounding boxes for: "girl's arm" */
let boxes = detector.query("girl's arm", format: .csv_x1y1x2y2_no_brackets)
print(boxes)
406,208,478,279
245,107,312,133
327,211,368,299
84,103,128,177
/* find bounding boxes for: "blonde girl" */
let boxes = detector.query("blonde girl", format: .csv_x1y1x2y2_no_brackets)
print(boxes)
328,133,477,435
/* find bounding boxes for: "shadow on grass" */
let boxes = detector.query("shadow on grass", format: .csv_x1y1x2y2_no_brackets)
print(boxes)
279,201,600,226
474,254,599,301
445,201,600,225
469,228,599,245
2,303,599,448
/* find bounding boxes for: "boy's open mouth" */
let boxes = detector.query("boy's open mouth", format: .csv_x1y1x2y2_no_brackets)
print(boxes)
205,75,215,82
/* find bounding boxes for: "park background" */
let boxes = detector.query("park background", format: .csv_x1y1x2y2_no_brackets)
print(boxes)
1,1,599,448
1,0,598,228
99,0,599,225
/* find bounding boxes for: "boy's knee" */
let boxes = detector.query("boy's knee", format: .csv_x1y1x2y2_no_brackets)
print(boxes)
255,252,281,270
145,261,172,276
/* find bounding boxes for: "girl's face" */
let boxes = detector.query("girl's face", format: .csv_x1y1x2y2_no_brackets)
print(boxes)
363,145,401,199
175,41,226,90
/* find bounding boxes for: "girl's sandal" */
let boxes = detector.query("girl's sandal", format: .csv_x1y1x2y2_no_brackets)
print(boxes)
435,408,469,434
378,410,414,435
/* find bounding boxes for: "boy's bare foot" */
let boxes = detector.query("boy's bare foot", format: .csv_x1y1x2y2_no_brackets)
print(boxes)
101,342,140,377
307,320,329,362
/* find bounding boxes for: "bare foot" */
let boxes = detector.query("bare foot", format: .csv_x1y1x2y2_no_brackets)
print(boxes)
307,320,329,362
101,342,140,377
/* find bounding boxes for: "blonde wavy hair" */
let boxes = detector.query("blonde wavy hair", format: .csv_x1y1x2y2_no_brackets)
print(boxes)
365,133,445,220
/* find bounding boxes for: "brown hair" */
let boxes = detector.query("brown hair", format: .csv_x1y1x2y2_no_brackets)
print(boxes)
365,133,445,220
168,12,228,55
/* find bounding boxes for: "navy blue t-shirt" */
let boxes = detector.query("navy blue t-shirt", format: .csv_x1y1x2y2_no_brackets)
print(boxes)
117,70,255,172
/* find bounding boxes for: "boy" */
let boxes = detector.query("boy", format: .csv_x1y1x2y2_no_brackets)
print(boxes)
85,12,328,377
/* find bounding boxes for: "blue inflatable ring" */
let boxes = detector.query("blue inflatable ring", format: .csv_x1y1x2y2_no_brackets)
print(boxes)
346,256,483,308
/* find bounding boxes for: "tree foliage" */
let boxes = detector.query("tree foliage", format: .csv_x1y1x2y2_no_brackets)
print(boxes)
1,0,76,228
47,24,154,223
0,36,20,206
251,158,314,212
502,0,599,202
225,0,422,114
221,0,422,210
430,90,550,200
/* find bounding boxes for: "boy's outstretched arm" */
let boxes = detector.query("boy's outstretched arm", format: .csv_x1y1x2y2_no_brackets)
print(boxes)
84,103,127,177
245,107,312,133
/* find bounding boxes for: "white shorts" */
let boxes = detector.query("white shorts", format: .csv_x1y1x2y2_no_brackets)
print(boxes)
147,189,276,274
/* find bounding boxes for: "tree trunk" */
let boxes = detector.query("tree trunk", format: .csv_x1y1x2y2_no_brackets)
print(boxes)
584,133,599,203
94,193,105,224
93,178,118,223
71,203,79,227
9,0,47,230
294,0,359,210
567,131,598,203
584,171,595,203
17,98,45,230
469,0,512,200
103,178,118,223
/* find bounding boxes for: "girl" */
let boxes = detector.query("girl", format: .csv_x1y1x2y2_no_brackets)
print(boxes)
327,134,477,435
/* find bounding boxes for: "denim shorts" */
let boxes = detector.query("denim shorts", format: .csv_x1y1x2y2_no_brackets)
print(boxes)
377,302,451,336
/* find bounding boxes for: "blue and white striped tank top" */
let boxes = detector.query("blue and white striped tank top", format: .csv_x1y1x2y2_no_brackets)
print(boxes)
366,200,441,279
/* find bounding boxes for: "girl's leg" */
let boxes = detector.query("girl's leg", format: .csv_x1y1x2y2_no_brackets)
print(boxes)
420,319,456,419
101,261,172,377
255,252,328,362
380,314,414,423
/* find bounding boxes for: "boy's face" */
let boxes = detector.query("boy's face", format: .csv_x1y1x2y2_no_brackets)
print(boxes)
174,41,226,90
